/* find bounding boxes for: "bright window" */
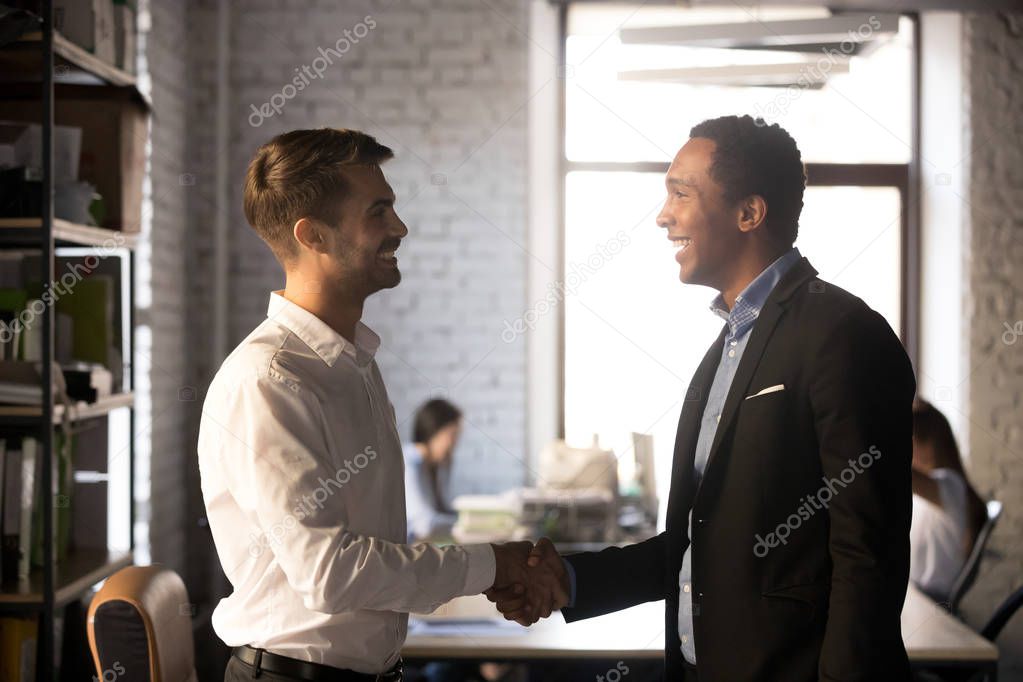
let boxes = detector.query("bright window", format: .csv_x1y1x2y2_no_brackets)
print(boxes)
561,4,914,525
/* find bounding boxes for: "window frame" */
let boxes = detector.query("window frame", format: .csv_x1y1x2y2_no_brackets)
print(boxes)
553,5,921,438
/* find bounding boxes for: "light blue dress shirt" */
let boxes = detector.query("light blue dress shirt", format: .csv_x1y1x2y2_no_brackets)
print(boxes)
677,246,801,662
403,442,458,542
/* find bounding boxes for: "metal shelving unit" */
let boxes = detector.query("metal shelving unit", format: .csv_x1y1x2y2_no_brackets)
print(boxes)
0,2,142,679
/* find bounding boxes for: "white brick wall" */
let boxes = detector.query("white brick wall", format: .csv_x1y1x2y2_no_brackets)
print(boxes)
139,0,192,577
961,12,1023,680
199,0,533,501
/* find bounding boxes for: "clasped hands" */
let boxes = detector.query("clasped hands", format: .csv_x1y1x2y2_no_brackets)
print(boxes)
487,538,568,626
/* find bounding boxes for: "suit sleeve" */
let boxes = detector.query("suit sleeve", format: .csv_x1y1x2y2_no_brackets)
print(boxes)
560,532,668,622
809,307,915,681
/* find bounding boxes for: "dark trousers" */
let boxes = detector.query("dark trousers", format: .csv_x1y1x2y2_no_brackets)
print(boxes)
225,653,402,682
683,661,699,682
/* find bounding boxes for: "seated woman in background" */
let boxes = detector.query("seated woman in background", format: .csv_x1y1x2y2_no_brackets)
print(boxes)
910,398,987,602
403,398,462,542
403,400,522,682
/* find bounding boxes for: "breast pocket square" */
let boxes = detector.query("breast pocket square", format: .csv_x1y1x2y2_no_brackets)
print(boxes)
744,384,785,400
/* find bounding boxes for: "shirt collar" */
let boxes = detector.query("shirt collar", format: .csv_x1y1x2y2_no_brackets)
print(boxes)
710,247,802,338
266,290,380,367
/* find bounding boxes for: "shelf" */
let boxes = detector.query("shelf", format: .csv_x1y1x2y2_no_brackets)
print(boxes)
52,32,138,90
0,31,150,109
0,392,134,427
0,218,139,250
58,392,135,422
0,549,133,609
0,14,140,680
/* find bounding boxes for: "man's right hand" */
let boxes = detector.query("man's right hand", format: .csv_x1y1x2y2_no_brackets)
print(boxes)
487,538,569,626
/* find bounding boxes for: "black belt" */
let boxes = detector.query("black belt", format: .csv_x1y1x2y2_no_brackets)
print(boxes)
232,646,402,681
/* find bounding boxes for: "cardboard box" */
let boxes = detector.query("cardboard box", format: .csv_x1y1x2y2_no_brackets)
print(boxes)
55,0,116,66
0,121,82,184
113,1,137,75
1,85,146,232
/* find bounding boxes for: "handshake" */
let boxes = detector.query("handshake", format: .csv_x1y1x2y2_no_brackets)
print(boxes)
487,538,569,626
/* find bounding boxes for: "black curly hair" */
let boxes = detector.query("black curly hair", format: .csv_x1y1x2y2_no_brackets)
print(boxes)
689,115,806,247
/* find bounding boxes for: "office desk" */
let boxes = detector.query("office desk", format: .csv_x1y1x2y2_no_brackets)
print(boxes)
902,584,999,677
404,584,997,677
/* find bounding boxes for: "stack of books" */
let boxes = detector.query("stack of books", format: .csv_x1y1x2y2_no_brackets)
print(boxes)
0,433,71,585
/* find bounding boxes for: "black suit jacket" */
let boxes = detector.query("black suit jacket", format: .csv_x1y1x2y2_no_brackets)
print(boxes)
562,257,915,681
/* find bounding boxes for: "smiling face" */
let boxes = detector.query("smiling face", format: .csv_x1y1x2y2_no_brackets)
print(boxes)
321,164,409,298
656,137,746,289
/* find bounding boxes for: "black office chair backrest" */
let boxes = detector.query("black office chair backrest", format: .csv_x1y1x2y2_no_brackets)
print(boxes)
949,500,1003,615
981,584,1023,641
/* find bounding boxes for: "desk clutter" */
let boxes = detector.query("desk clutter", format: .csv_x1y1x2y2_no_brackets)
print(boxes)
452,436,659,544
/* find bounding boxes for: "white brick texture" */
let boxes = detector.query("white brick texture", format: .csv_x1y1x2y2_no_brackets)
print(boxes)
961,12,1023,681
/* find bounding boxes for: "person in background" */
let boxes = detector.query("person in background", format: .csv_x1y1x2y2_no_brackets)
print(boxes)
402,400,523,682
404,399,462,542
910,398,987,602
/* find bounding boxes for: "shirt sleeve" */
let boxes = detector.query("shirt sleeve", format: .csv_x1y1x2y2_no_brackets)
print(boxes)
932,469,969,542
212,374,496,615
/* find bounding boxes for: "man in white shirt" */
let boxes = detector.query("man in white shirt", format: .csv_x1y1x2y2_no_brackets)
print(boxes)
197,128,567,681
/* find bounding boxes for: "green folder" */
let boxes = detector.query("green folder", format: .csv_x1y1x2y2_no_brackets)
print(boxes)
54,276,113,367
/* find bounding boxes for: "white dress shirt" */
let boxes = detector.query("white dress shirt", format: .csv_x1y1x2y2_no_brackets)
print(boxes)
909,468,970,601
197,290,496,674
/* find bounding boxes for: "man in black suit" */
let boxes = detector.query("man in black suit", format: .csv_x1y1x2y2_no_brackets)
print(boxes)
488,115,916,681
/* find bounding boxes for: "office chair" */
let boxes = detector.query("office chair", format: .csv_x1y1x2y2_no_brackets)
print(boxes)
87,564,198,682
949,500,1003,616
980,583,1023,642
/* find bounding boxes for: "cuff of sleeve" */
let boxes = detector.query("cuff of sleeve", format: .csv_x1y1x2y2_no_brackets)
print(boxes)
461,543,497,595
562,557,577,608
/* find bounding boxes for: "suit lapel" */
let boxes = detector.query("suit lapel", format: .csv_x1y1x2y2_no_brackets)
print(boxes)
700,301,785,484
666,324,726,526
695,258,819,504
